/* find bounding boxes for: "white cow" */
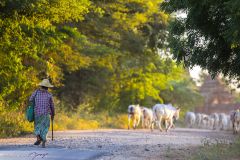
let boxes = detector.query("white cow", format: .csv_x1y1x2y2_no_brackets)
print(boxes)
185,112,196,128
208,116,215,129
218,113,228,130
195,113,202,128
128,104,142,129
201,114,213,129
210,113,219,130
141,107,154,130
201,114,210,128
230,110,235,129
225,115,232,131
153,104,180,132
232,109,240,134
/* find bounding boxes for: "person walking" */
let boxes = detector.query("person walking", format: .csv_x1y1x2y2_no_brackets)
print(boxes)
29,79,55,148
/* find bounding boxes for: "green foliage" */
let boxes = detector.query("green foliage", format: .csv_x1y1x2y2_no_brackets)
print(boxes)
162,0,240,79
160,78,203,111
0,0,92,106
0,108,32,137
0,0,203,137
0,0,92,137
59,0,201,112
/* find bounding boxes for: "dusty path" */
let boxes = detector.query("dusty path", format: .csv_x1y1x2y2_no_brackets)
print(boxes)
0,128,235,160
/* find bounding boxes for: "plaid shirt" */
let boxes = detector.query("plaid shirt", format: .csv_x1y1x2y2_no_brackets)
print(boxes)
29,89,55,117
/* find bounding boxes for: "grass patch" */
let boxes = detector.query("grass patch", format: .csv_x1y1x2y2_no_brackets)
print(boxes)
190,137,240,160
53,111,129,131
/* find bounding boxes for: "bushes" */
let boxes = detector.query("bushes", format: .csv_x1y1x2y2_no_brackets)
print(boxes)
0,110,32,137
53,112,128,130
53,114,99,130
0,105,130,137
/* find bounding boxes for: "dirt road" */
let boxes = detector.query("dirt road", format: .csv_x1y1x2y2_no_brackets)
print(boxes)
0,128,235,160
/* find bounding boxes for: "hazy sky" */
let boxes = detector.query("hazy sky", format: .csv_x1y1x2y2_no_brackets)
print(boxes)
189,66,201,80
189,66,202,86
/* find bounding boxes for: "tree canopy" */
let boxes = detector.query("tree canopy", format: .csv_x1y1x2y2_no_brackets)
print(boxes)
58,0,202,112
0,0,203,136
162,0,240,79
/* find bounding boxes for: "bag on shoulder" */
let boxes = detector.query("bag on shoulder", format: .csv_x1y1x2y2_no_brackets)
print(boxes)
26,102,34,122
26,90,38,122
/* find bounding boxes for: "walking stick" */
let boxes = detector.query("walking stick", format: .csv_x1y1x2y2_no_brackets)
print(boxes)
51,117,54,141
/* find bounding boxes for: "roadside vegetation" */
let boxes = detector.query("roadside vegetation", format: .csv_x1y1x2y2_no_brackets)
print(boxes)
53,111,129,131
0,110,128,138
163,137,240,160
190,137,240,160
0,0,203,137
2,0,240,139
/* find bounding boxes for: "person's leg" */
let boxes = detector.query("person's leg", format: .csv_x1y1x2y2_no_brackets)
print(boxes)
42,140,46,148
40,115,50,148
34,135,42,145
34,118,42,145
34,115,50,147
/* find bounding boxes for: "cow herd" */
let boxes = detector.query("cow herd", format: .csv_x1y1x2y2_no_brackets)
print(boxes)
127,104,180,132
127,104,240,134
185,110,240,134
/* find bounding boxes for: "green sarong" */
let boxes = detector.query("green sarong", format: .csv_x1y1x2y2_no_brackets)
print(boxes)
34,115,50,141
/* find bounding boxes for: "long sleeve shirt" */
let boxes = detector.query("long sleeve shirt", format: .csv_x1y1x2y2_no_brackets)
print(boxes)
29,89,55,117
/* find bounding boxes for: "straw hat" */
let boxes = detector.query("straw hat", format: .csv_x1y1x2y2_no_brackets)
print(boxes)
38,79,54,88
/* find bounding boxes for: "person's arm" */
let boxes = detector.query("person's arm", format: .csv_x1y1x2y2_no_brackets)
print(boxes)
49,96,55,119
29,90,37,103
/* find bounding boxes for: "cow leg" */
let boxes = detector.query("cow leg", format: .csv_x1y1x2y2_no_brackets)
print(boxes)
172,123,175,129
136,115,141,129
166,118,173,132
151,120,155,132
151,118,154,130
148,119,151,129
165,119,169,131
145,119,148,129
233,122,236,134
141,115,145,128
234,122,238,134
158,117,163,132
237,122,239,133
133,117,137,129
128,114,131,130
220,124,224,130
